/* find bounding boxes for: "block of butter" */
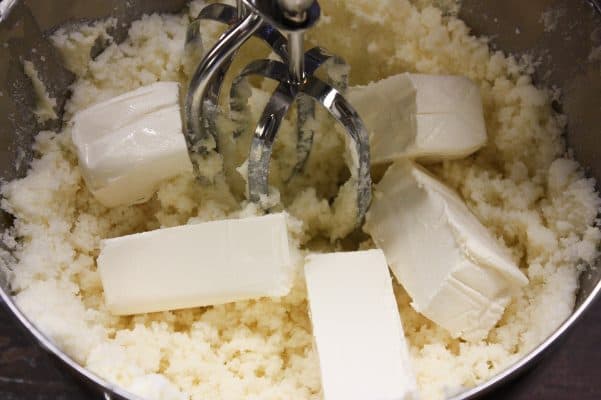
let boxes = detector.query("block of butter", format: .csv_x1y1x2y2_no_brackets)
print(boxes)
304,250,418,400
98,213,294,315
71,81,193,207
348,73,487,164
364,161,528,342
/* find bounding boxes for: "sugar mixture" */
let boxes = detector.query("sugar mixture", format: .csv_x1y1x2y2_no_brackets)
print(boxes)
2,1,600,399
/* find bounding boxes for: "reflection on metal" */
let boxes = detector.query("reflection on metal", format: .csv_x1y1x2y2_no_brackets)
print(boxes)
0,0,19,22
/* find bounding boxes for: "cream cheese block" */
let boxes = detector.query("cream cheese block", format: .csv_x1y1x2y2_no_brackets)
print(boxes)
364,161,528,341
71,81,193,207
348,73,487,164
98,213,294,315
304,250,419,400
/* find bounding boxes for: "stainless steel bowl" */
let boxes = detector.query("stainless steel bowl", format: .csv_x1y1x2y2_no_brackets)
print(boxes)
1,0,600,399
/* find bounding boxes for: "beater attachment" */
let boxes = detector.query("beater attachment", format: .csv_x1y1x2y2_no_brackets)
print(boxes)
184,0,371,225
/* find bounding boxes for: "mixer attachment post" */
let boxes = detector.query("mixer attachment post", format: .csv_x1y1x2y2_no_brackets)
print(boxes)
184,0,372,226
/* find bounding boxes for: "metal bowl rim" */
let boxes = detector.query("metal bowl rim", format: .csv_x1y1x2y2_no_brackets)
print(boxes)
0,288,144,399
1,0,601,398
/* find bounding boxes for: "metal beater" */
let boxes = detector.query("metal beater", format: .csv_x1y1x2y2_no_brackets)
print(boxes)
184,0,371,225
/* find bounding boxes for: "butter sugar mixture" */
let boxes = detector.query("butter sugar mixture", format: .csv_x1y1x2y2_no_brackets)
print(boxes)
2,1,600,399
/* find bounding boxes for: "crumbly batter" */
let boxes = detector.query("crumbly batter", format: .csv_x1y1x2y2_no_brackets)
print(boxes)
1,1,600,399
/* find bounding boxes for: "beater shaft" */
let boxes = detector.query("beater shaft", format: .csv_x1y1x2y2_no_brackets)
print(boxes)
288,32,305,83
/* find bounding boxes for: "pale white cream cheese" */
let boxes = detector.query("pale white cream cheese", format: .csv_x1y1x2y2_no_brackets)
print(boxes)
348,73,487,164
304,250,419,400
364,161,529,341
71,81,193,207
97,213,294,315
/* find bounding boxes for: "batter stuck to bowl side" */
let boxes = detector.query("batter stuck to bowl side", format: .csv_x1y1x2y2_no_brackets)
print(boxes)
1,0,600,399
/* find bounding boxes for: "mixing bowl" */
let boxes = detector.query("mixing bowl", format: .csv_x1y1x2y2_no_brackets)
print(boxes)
0,0,600,399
